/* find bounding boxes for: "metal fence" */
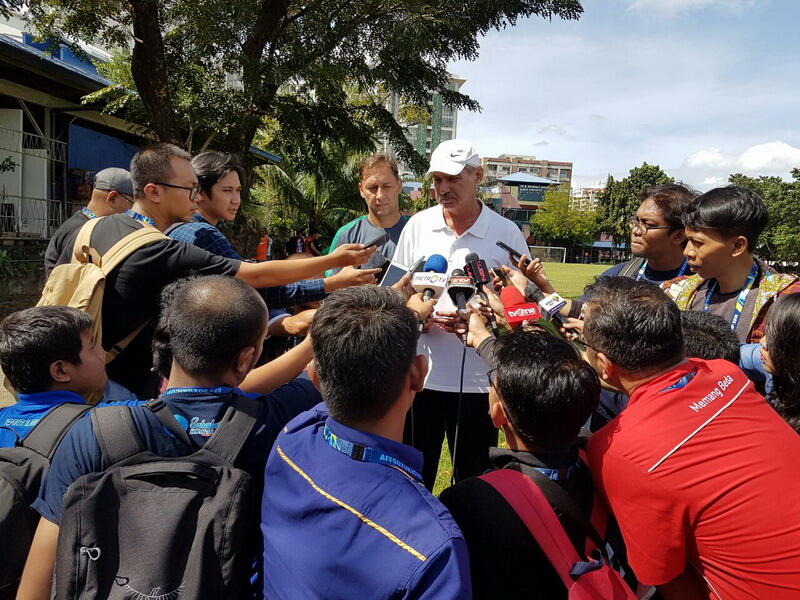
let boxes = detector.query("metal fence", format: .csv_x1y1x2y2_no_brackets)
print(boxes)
0,195,82,239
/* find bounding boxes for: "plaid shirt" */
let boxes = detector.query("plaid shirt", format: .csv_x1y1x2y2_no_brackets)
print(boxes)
168,214,326,309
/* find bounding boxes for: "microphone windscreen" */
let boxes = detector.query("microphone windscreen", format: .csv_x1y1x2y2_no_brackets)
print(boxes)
451,268,467,277
423,254,448,273
500,286,526,308
464,252,479,263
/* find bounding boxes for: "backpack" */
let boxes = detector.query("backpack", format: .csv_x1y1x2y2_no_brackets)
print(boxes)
37,216,166,368
479,468,637,600
618,256,647,279
55,396,261,600
0,403,90,600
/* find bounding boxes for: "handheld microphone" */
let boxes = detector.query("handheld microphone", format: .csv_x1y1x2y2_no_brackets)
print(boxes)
464,252,500,337
524,282,567,328
412,254,449,302
500,286,542,328
446,269,476,317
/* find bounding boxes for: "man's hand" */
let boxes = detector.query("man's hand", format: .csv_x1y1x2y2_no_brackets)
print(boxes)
280,309,317,337
513,254,556,295
329,243,377,267
433,309,462,334
324,266,381,292
406,293,437,322
391,272,416,298
455,305,494,349
561,316,584,341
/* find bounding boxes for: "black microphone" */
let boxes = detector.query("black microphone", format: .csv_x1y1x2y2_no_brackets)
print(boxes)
446,269,476,344
524,282,567,328
464,252,500,337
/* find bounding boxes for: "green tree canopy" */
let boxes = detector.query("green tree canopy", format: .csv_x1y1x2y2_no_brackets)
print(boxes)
530,184,599,246
23,0,582,175
728,170,800,264
597,162,673,244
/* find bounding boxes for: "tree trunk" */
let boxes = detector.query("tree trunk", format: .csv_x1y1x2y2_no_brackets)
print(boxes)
129,0,182,145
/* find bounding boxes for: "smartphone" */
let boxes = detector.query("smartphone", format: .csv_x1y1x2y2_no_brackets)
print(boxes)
380,261,411,287
409,256,426,273
363,231,390,249
496,240,529,265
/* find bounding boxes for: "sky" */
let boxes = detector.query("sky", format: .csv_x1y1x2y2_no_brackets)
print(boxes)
449,0,800,191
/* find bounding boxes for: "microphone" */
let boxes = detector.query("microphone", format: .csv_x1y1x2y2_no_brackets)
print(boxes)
412,254,449,302
464,252,500,337
500,286,542,328
446,269,476,317
524,282,567,328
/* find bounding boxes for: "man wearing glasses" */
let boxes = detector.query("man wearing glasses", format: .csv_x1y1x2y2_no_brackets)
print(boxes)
49,143,373,399
44,167,135,274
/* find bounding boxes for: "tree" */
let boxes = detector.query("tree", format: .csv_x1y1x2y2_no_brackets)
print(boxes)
728,170,800,264
24,0,583,175
530,184,599,247
596,163,673,245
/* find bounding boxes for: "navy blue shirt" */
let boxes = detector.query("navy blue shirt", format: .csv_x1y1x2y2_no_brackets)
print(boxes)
0,390,86,447
261,405,471,599
33,377,322,524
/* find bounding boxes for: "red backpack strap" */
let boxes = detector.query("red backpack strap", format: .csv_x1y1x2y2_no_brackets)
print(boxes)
479,469,581,589
578,448,610,556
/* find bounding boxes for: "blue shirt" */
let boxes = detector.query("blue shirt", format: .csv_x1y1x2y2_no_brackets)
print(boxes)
167,214,326,309
33,377,322,525
739,343,774,397
261,406,471,599
0,390,86,447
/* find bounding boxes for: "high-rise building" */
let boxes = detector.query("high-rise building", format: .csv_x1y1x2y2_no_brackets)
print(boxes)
381,76,465,177
571,187,603,211
480,154,572,186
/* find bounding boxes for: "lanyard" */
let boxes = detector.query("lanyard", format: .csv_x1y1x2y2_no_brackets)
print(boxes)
125,209,157,228
81,207,98,220
703,262,759,331
322,423,423,483
532,464,579,482
636,258,689,281
162,386,238,396
658,370,697,393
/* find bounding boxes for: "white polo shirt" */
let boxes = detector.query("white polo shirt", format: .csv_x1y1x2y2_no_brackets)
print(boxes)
393,202,528,393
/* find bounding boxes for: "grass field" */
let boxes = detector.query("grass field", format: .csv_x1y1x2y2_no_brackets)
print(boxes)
431,261,607,495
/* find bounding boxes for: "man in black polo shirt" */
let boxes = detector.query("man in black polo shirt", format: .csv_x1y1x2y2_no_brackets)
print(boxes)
51,143,374,398
44,167,135,274
439,330,605,599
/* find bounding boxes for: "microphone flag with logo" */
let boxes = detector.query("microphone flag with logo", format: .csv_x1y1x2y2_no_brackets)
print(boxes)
412,254,449,302
500,286,542,328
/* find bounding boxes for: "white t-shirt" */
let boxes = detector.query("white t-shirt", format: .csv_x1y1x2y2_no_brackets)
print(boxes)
393,203,529,393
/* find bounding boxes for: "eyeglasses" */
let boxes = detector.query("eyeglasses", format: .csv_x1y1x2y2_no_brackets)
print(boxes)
120,194,134,205
154,182,201,201
628,217,672,235
487,368,498,390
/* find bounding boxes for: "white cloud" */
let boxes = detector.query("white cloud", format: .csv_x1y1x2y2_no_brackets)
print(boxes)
628,0,756,15
532,140,550,146
684,147,727,169
537,124,567,136
703,175,727,186
681,141,800,173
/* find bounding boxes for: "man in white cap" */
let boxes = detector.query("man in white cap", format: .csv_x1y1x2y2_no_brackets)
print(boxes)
392,139,528,489
44,167,135,273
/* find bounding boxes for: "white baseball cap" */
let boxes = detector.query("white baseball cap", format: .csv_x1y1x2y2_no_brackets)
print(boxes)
426,140,480,176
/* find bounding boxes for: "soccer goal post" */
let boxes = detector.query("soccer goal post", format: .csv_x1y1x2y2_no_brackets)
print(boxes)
528,245,567,263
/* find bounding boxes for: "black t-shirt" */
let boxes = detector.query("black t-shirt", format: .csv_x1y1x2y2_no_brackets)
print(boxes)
54,214,241,396
439,447,595,600
44,209,90,274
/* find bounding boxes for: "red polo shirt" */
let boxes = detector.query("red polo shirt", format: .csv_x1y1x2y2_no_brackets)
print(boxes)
588,358,800,599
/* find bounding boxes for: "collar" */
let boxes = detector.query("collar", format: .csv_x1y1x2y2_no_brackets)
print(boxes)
627,359,699,407
489,445,580,471
191,213,210,225
15,390,87,407
431,202,489,238
324,416,423,476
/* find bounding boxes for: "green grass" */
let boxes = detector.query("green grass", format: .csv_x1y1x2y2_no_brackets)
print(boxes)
431,261,605,496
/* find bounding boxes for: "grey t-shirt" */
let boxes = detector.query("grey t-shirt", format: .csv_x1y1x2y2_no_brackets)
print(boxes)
689,280,759,342
325,214,410,275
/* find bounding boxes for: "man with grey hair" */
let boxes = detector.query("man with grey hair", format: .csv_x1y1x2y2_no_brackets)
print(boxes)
44,167,134,273
392,139,529,489
49,143,374,398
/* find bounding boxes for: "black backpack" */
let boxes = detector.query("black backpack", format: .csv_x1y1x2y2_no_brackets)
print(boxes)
55,396,261,600
0,402,90,600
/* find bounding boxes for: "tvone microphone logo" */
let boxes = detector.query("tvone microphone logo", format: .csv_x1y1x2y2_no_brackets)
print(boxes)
506,305,540,319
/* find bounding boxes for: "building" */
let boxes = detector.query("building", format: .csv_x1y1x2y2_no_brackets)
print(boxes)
380,76,465,177
481,154,572,187
571,187,603,211
485,172,559,240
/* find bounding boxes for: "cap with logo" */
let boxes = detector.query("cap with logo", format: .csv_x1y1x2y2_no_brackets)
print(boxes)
93,167,133,196
426,140,480,176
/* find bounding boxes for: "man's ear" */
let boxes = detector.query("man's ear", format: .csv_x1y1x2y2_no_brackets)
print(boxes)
105,190,118,208
233,346,257,379
49,360,71,384
489,399,508,429
595,351,615,382
731,235,749,257
409,355,428,393
307,361,321,390
144,183,160,204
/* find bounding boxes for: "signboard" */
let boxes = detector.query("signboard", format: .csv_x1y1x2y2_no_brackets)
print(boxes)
518,184,546,203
